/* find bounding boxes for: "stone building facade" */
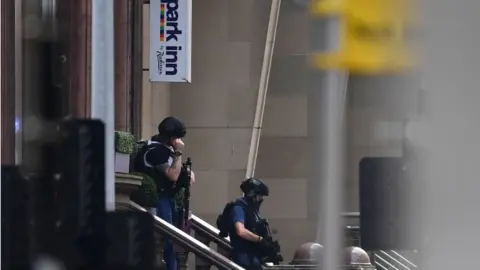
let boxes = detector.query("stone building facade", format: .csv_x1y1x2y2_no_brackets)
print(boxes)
140,0,420,260
1,0,420,261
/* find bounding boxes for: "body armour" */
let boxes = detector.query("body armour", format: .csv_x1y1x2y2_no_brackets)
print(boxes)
229,198,262,253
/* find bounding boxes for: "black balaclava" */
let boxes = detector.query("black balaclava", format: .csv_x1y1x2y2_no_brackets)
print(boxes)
246,195,263,210
152,134,170,145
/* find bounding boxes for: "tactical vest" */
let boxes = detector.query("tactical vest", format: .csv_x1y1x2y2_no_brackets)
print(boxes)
242,201,260,233
134,142,175,197
232,198,262,253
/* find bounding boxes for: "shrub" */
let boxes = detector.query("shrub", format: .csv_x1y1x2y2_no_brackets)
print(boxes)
130,172,158,208
114,131,134,154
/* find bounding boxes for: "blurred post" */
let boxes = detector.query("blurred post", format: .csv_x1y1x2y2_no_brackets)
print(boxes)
309,1,346,269
91,0,115,211
310,0,416,267
1,3,3,263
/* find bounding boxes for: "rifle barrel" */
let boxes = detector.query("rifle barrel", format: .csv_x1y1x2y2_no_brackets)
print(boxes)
183,158,192,226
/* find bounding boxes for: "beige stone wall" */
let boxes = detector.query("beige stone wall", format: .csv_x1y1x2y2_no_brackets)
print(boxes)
167,0,271,225
345,75,420,211
254,2,313,260
142,0,271,219
141,0,420,262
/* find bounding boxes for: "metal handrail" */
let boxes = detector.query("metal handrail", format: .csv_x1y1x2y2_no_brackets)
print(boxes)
389,250,417,268
375,254,400,270
127,201,244,270
375,260,389,270
190,214,232,251
342,222,417,270
342,212,360,218
378,250,411,270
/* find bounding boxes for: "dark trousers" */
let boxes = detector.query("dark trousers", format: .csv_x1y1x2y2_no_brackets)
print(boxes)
156,197,177,270
232,251,262,270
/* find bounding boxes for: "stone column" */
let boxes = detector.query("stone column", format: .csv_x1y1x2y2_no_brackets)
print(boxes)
194,230,212,270
175,246,189,270
154,231,166,269
67,0,92,118
0,0,16,165
175,209,191,270
130,0,143,137
114,0,132,131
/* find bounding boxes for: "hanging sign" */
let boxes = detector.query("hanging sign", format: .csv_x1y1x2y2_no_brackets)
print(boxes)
150,0,192,82
310,0,416,73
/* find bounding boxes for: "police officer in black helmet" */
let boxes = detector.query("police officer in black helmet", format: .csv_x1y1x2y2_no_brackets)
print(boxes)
134,116,195,270
228,178,271,269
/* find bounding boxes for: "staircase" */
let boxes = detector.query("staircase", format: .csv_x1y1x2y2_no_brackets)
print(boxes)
126,201,242,270
345,225,418,270
127,201,419,270
374,250,418,270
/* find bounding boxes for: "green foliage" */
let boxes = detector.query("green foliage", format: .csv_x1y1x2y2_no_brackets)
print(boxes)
130,172,159,207
115,131,134,154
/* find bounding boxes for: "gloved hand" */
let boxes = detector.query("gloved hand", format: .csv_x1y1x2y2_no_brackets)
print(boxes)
258,237,272,249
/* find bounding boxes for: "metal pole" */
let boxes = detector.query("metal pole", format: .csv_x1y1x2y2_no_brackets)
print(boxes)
0,1,3,262
320,69,346,270
91,0,115,211
245,0,282,178
309,3,347,270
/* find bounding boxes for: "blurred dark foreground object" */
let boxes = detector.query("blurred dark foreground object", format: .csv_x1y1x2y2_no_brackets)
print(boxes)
359,157,420,250
54,120,157,269
106,212,156,270
1,120,157,270
53,120,108,268
1,166,30,270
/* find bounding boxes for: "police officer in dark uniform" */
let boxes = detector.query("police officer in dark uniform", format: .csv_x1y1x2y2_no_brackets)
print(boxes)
133,116,195,270
229,178,271,270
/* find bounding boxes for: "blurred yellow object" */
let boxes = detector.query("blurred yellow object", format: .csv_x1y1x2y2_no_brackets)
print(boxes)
310,0,343,16
309,51,416,74
310,0,417,73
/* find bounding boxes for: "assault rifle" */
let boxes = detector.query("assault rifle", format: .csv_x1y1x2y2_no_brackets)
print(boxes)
181,158,192,229
256,218,283,265
174,157,192,230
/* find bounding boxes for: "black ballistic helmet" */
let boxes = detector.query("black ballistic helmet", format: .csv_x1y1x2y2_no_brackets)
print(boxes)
240,178,269,197
158,116,186,139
